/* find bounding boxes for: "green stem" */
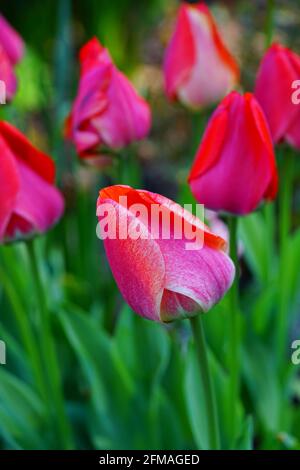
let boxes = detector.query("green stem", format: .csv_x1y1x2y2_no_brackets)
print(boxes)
277,154,294,366
263,203,275,283
190,315,220,450
26,240,73,449
0,265,48,402
190,112,205,157
265,0,275,48
119,146,141,187
228,216,240,445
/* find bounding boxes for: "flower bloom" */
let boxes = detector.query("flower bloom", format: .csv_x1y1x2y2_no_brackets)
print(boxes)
188,91,278,215
0,14,24,101
97,185,235,322
66,38,151,161
0,121,64,243
163,2,239,110
254,43,300,149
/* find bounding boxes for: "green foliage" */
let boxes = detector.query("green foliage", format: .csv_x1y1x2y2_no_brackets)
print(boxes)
1,0,300,452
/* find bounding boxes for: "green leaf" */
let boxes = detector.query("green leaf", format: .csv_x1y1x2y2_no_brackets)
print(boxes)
59,305,138,448
239,212,271,284
0,368,45,449
235,416,254,450
242,340,281,432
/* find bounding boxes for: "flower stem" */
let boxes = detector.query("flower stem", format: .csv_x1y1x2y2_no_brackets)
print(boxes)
277,153,294,367
190,315,220,450
265,0,275,48
228,216,240,445
0,263,47,402
26,239,73,449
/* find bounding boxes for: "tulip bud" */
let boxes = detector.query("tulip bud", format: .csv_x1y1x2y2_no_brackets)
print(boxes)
0,15,24,101
163,2,239,110
255,43,300,149
97,185,235,322
66,38,151,161
0,121,64,243
188,91,278,215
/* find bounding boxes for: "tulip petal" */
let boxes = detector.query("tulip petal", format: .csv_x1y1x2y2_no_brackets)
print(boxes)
255,44,300,143
68,37,151,157
0,14,24,65
98,185,235,322
0,121,55,183
93,69,151,149
0,44,17,100
0,137,19,238
177,5,239,109
99,196,166,321
157,237,235,321
160,290,199,322
189,92,277,215
4,159,64,241
163,5,196,100
141,190,227,251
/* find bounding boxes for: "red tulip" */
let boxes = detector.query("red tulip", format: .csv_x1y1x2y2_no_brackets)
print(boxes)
0,121,64,243
163,2,239,110
97,185,235,322
0,14,24,101
255,43,300,149
188,91,278,215
66,38,151,161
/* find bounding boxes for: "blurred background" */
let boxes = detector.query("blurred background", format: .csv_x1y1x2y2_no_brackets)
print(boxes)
0,0,300,451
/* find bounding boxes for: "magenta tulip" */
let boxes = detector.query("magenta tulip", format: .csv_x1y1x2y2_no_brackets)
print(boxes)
255,43,300,149
66,38,151,161
163,2,239,110
0,121,64,243
0,14,24,101
188,91,278,215
97,185,235,322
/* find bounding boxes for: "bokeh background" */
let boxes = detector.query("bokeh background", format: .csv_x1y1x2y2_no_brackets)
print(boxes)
1,0,300,450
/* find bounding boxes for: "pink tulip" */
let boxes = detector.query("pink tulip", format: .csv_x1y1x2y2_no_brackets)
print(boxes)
66,38,151,160
0,14,24,101
255,43,300,149
97,185,235,322
0,121,64,243
163,2,239,110
188,91,278,215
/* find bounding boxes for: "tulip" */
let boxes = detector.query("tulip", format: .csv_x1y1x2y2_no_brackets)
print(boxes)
66,38,151,160
188,91,278,215
0,121,64,243
163,1,239,110
254,43,300,149
0,14,24,101
97,185,235,322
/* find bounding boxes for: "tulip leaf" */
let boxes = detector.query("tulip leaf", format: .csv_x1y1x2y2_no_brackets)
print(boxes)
239,212,271,284
242,340,281,432
0,368,45,449
185,339,245,450
234,416,254,450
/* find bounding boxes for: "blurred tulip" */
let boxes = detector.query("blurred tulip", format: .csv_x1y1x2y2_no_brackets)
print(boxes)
0,14,24,100
255,43,300,149
0,121,64,243
97,185,235,322
188,91,278,215
163,1,239,110
206,209,243,256
66,38,151,161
